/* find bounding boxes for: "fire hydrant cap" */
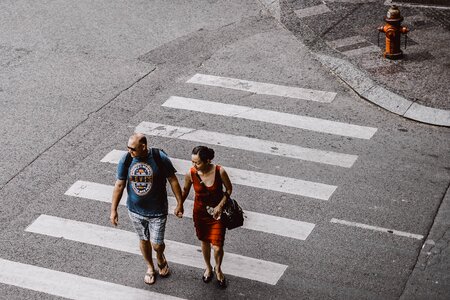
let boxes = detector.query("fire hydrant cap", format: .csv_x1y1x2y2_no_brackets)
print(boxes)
385,5,403,22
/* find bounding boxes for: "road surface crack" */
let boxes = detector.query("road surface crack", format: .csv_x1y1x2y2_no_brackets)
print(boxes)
0,67,157,191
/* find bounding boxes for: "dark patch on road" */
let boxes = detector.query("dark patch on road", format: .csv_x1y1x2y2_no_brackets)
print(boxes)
394,0,450,6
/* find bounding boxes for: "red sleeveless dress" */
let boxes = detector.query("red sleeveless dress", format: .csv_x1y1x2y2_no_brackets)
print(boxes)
191,165,226,247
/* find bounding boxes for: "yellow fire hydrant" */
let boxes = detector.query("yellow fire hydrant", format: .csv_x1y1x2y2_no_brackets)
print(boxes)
378,5,409,59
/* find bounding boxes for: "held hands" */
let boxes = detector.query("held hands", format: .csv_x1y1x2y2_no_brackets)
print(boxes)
174,204,184,218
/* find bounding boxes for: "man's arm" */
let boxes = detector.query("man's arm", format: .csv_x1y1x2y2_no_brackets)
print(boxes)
110,179,126,226
181,172,192,201
168,174,184,218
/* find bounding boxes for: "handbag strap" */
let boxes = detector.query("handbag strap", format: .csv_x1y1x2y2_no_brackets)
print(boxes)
195,166,225,198
195,171,211,196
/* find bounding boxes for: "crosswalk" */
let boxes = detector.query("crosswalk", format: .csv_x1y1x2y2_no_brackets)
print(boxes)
101,150,337,200
186,73,337,102
2,73,378,298
65,180,316,240
135,122,358,168
25,215,287,285
161,96,377,139
0,259,184,300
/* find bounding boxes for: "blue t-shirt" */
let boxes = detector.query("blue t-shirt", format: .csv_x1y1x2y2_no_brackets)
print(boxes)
116,149,177,217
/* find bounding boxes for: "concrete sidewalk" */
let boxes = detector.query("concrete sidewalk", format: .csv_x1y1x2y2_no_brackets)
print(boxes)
260,0,450,127
258,0,450,299
400,184,450,300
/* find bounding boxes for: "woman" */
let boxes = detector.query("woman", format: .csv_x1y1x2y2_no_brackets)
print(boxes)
181,146,232,288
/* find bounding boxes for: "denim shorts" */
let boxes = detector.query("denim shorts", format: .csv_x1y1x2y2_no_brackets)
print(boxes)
128,211,167,244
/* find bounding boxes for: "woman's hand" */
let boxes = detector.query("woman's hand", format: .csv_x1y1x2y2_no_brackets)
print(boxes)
174,204,184,218
213,205,223,220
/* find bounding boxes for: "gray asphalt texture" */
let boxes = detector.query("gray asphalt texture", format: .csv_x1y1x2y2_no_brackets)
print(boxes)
0,0,449,299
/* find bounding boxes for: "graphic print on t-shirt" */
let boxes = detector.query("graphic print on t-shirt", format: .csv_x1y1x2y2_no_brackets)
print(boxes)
129,162,153,196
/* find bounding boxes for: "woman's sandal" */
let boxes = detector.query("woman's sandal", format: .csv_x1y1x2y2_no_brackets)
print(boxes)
202,269,213,283
157,255,170,277
144,272,156,285
214,267,227,289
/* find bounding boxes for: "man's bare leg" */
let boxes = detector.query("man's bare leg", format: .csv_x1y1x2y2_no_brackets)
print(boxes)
140,240,156,284
152,242,170,277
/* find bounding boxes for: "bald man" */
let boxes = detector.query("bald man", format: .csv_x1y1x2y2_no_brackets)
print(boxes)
110,133,184,285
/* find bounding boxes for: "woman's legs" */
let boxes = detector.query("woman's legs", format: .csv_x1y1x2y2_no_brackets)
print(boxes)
213,244,224,281
201,241,213,277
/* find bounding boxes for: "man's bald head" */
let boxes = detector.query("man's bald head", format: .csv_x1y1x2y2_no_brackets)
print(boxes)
129,133,147,146
127,133,148,157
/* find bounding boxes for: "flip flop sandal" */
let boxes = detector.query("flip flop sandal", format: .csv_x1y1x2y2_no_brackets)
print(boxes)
144,272,156,285
158,255,170,277
214,267,227,289
202,269,213,283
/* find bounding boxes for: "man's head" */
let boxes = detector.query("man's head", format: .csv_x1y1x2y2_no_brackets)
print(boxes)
127,133,148,158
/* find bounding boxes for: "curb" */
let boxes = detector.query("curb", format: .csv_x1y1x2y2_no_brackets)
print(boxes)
315,54,450,127
258,0,450,127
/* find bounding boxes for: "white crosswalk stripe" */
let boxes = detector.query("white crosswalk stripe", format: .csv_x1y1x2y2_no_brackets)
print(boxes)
65,180,316,240
186,73,337,103
162,96,377,139
0,258,184,300
102,149,337,200
135,122,358,168
25,215,288,285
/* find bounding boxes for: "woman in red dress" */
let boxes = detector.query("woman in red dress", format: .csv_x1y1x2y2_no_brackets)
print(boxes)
181,146,232,288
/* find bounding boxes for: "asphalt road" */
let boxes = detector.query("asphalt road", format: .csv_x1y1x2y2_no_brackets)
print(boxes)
1,1,449,299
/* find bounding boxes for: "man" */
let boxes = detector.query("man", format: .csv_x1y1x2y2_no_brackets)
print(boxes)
110,133,184,285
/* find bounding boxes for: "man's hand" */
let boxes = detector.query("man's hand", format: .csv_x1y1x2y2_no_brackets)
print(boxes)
174,204,184,218
111,179,125,226
110,210,119,226
168,174,184,218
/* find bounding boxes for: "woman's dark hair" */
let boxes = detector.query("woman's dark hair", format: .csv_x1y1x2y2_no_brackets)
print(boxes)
192,146,214,162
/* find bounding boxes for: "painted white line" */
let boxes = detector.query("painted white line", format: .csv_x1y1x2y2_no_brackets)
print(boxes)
26,215,288,285
65,180,316,240
294,4,331,19
0,258,184,300
135,122,358,168
326,35,368,49
342,45,381,57
102,150,337,200
186,73,336,103
330,218,424,240
162,96,377,139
